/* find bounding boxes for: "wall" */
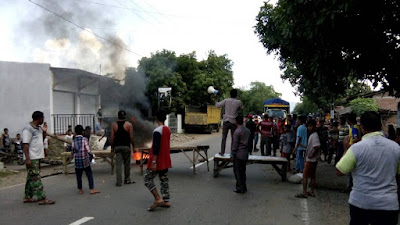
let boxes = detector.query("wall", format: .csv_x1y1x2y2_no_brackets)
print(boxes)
0,61,52,137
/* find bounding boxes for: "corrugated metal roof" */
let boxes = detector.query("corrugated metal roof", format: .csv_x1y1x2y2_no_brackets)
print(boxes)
50,67,117,81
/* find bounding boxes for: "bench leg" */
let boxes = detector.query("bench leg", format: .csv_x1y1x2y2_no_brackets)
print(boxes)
111,155,115,175
213,159,230,178
281,162,287,182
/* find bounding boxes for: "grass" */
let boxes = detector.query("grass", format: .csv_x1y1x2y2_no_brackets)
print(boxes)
0,170,15,178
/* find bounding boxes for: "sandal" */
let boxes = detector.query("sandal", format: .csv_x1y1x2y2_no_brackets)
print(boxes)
38,199,55,205
124,181,136,184
78,190,84,194
90,190,101,195
160,201,171,208
307,192,316,197
23,198,37,203
147,201,164,211
295,193,308,198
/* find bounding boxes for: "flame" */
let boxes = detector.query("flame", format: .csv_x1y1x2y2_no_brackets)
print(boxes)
132,151,149,161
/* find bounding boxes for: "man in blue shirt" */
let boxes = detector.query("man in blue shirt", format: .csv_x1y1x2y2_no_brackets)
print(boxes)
293,116,307,173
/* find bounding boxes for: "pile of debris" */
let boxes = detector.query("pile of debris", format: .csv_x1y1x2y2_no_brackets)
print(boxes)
171,134,195,144
43,137,65,165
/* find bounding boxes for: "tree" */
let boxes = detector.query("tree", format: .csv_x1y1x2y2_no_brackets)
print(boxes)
255,1,400,104
349,98,378,116
239,81,281,115
292,96,319,115
138,50,187,114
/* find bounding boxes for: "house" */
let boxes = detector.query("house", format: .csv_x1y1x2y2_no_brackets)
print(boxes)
0,61,120,137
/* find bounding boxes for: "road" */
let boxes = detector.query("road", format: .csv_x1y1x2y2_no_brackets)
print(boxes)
0,132,344,225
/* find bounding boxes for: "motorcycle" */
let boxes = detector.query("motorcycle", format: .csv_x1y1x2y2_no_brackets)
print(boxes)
0,148,25,165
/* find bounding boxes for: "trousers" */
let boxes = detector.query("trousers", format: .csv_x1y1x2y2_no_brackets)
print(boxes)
115,146,131,185
144,169,170,201
75,166,94,189
233,157,247,192
220,121,236,154
24,159,46,200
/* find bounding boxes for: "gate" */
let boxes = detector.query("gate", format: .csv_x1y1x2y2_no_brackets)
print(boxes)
52,114,95,134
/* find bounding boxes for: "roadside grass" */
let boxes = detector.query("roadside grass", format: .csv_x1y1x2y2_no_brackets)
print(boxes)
0,170,15,178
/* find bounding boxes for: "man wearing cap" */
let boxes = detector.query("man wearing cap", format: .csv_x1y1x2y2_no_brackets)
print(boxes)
111,110,135,186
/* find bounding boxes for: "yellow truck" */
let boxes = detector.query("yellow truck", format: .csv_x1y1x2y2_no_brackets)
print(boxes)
185,105,221,133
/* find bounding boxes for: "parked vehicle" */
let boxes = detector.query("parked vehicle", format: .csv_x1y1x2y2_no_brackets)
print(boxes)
0,149,25,165
264,98,290,121
184,105,221,133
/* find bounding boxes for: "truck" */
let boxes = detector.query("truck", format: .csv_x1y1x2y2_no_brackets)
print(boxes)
184,105,221,133
264,98,290,120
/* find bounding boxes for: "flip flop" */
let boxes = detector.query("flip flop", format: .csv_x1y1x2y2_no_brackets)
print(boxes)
160,202,170,208
307,192,316,197
148,201,164,211
124,181,136,184
295,193,308,198
78,190,84,194
38,199,55,205
23,198,37,203
90,190,101,195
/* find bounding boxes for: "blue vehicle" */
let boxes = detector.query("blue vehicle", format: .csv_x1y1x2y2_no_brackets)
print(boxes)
264,98,290,120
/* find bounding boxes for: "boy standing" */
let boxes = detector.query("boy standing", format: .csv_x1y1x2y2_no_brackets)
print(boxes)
144,110,172,211
72,125,100,195
296,120,320,198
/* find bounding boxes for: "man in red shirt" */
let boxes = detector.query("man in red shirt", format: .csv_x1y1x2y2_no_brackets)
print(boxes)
257,115,274,156
144,110,172,211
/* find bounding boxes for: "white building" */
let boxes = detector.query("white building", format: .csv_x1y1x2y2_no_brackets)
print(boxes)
0,61,119,137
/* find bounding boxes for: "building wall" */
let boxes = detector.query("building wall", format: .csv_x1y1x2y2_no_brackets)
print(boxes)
0,61,52,137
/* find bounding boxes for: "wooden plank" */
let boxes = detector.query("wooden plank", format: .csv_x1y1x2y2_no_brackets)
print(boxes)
214,153,287,162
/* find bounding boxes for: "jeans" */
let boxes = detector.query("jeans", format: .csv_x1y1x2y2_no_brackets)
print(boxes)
295,150,306,172
115,146,131,185
336,142,344,165
254,133,259,150
248,134,254,154
260,135,272,156
220,121,237,154
75,166,94,189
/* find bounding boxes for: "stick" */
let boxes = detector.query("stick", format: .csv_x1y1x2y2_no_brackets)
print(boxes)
46,133,72,144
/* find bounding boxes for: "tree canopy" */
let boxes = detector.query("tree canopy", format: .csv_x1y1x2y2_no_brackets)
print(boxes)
292,96,319,115
349,98,379,116
239,81,281,115
136,49,234,114
255,0,400,104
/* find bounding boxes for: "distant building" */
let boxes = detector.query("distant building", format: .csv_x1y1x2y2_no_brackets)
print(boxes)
0,61,120,137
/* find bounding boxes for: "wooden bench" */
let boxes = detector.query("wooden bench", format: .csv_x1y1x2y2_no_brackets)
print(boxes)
137,145,210,175
213,154,288,181
61,150,114,175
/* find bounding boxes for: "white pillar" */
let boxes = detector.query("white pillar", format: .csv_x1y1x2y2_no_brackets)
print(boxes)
165,114,170,127
177,114,183,133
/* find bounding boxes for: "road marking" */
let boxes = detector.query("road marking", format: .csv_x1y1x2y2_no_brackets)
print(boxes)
69,217,94,225
0,182,25,190
300,198,310,225
190,157,214,169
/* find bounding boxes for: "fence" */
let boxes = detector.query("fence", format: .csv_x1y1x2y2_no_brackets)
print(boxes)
52,114,95,135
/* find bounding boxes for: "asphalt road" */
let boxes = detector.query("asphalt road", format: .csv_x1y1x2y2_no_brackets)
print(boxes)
1,132,333,225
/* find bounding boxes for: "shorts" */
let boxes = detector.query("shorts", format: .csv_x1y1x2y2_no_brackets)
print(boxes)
303,161,318,178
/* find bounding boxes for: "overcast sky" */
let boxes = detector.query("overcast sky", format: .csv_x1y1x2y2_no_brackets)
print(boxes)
0,0,300,108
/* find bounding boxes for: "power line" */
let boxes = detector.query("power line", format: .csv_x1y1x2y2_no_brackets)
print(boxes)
113,0,146,21
126,0,161,23
28,0,142,57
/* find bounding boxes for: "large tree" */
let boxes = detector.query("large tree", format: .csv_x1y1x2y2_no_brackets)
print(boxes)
239,81,281,115
255,0,400,104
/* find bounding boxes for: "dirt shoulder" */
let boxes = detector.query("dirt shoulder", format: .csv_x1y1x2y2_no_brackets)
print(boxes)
0,133,201,189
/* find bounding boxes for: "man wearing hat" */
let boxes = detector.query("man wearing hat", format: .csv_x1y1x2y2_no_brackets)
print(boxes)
111,110,135,186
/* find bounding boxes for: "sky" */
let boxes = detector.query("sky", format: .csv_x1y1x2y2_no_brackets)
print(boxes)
0,0,300,109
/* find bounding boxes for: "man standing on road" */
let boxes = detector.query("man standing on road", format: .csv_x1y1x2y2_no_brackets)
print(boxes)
336,111,400,225
111,110,135,186
258,115,274,156
231,115,250,193
293,116,307,173
22,111,55,205
215,89,243,155
144,110,172,211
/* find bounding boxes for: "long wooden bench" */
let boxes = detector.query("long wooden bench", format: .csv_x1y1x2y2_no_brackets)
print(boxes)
213,154,288,181
137,145,210,175
61,150,114,175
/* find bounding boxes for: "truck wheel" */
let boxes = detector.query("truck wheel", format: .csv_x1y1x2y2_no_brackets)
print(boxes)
206,125,212,134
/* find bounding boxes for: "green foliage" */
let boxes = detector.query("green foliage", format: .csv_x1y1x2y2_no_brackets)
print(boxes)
255,0,400,104
136,49,234,114
292,96,319,115
239,82,281,115
349,98,378,116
